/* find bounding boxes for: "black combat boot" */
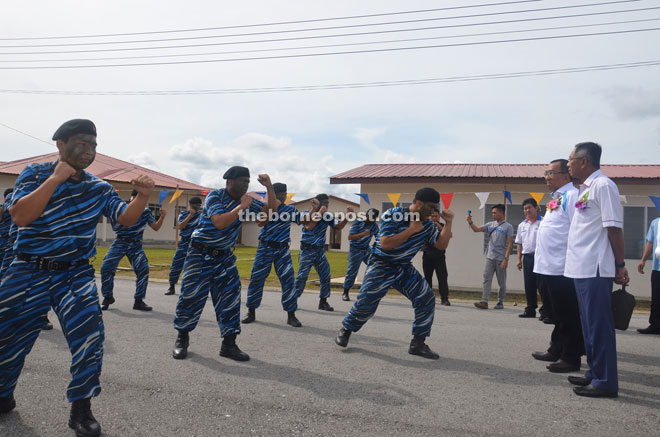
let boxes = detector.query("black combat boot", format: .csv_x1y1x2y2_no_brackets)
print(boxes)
335,328,351,347
68,398,101,437
287,311,302,328
318,298,334,312
0,394,16,414
408,335,440,360
172,331,189,359
242,308,256,324
342,290,350,301
165,284,176,295
133,299,152,311
219,334,250,361
100,297,114,311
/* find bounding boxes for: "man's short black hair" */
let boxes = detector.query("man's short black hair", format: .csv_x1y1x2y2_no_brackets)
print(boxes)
574,142,602,169
522,198,538,209
413,187,440,203
315,193,329,202
3,188,13,198
550,158,569,173
366,208,380,221
492,204,506,213
189,197,202,205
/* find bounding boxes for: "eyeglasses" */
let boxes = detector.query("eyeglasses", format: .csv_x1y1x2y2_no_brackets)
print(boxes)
568,157,584,161
544,170,567,176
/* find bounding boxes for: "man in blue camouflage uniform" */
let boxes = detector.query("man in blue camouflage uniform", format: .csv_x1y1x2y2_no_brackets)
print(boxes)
342,208,380,302
243,183,303,327
0,119,155,437
294,194,349,311
166,197,203,295
335,188,454,359
0,189,13,271
99,190,167,312
172,166,277,362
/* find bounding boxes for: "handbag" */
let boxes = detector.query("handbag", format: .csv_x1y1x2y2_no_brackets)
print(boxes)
611,284,635,331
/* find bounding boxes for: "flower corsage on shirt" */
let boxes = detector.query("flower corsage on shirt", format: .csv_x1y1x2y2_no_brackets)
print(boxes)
547,197,561,211
575,190,589,211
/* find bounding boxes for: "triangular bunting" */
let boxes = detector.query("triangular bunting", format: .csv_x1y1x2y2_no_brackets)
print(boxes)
169,189,184,204
475,192,490,209
199,190,210,196
503,190,512,205
619,195,627,204
158,190,170,204
285,192,295,204
440,193,454,210
650,196,660,212
355,193,370,205
255,191,267,199
529,192,544,205
387,193,401,207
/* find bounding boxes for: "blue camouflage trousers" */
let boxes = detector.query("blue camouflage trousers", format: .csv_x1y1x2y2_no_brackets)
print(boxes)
168,238,191,285
0,237,9,277
294,246,331,299
246,244,297,312
173,248,242,337
343,247,369,291
0,260,104,402
0,241,13,280
100,239,149,300
342,260,436,337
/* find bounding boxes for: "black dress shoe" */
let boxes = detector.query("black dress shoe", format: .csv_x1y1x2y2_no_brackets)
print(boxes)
532,351,559,362
342,291,350,301
441,300,451,306
287,311,302,328
172,331,189,360
409,337,440,360
335,328,351,347
69,398,101,437
318,299,334,312
133,299,152,311
547,360,580,373
100,297,115,311
0,394,16,414
637,325,660,335
219,343,250,361
573,386,617,398
165,284,176,295
41,316,54,330
519,309,536,318
242,308,256,324
567,376,591,386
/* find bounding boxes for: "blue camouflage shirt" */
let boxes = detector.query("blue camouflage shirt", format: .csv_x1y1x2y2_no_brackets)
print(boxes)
300,210,336,246
258,203,301,243
0,192,13,239
111,208,155,241
12,161,127,261
178,210,202,241
372,207,439,263
349,219,379,250
191,188,264,250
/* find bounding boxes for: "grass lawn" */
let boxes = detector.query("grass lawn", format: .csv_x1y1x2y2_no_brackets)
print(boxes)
93,246,349,288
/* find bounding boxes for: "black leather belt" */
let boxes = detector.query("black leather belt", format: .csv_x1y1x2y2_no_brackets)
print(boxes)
17,253,89,271
260,240,289,249
301,242,323,249
190,241,231,258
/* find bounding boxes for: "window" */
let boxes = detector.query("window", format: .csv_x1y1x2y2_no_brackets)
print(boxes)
622,206,660,260
148,203,162,220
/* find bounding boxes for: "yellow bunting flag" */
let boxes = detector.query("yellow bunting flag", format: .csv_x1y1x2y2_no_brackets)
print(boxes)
169,189,184,204
285,192,295,204
387,193,401,207
529,192,544,205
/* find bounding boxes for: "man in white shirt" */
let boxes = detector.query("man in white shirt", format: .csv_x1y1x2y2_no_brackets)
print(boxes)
531,159,584,373
565,142,629,398
515,198,542,318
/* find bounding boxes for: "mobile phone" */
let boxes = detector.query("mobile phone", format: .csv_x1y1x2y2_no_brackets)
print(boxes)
467,210,472,215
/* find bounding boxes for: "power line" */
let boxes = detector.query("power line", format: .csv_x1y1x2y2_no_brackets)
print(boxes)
1,60,657,95
0,0,545,40
0,27,657,70
2,5,656,56
0,122,52,145
1,17,656,64
0,0,642,49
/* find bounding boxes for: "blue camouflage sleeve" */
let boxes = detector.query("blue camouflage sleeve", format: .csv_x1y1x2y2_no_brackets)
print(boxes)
145,209,156,225
102,184,128,223
206,190,229,217
379,210,398,237
11,164,39,204
249,198,265,214
291,208,301,225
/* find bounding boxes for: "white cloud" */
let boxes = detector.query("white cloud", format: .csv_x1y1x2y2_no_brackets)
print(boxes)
601,86,660,120
127,152,159,171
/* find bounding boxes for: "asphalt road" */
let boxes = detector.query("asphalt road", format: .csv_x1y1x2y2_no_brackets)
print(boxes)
1,278,659,436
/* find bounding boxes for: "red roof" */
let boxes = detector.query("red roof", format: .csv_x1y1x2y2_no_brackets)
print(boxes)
292,194,359,207
0,152,210,192
330,164,660,184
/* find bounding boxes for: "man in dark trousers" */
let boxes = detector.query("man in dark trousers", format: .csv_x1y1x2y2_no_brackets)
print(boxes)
0,119,155,437
422,208,451,306
637,217,660,334
166,197,203,295
531,159,584,373
243,183,303,327
172,166,277,362
342,208,379,302
100,190,167,312
335,188,454,359
515,198,542,318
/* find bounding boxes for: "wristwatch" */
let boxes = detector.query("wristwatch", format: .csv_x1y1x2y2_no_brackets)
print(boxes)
615,262,625,268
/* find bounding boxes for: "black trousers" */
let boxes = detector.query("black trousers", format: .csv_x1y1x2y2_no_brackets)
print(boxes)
539,274,584,365
522,253,539,310
650,270,660,327
422,253,449,301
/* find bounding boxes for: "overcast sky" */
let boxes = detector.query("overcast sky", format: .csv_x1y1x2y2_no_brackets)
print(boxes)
1,0,659,200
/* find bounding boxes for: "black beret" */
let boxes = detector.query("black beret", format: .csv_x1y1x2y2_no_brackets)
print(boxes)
414,187,440,203
273,183,287,194
223,166,250,180
4,188,13,198
52,119,97,141
131,190,138,197
315,193,329,202
189,197,202,205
